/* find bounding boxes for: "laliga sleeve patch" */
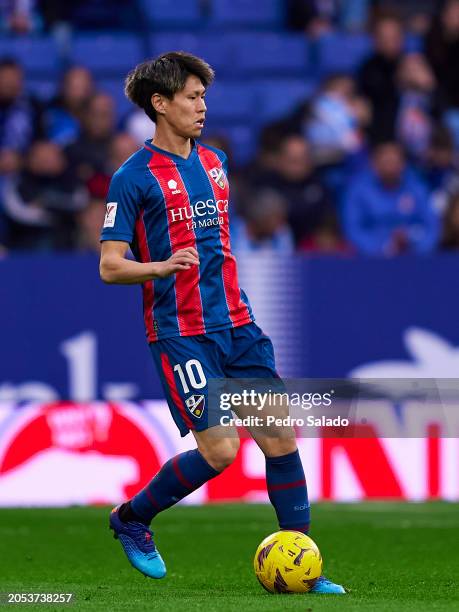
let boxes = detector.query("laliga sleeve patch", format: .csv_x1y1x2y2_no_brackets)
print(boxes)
104,202,118,228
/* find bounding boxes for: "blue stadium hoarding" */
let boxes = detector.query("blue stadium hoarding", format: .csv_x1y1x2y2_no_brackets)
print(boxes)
1,254,459,402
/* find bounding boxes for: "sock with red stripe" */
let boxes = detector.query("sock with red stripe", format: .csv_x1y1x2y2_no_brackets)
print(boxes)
130,449,219,524
266,449,310,533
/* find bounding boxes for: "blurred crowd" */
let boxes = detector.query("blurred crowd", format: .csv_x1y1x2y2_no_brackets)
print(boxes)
0,60,144,253
235,0,459,256
2,0,459,257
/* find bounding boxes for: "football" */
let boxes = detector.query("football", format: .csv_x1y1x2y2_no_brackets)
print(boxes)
254,531,323,594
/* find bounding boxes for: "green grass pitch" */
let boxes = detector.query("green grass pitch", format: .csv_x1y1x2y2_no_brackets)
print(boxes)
0,503,458,611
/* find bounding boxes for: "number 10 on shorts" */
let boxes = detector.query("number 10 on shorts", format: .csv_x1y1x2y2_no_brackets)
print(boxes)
173,359,207,393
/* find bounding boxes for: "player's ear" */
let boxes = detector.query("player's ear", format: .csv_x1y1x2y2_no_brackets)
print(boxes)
151,93,166,116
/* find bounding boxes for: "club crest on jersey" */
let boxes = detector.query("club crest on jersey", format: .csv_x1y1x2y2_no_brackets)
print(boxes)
208,167,226,189
185,394,205,418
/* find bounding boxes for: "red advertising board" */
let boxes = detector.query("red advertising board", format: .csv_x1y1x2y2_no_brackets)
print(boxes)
0,402,457,506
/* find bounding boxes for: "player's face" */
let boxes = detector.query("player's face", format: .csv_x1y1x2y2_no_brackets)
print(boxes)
161,75,207,139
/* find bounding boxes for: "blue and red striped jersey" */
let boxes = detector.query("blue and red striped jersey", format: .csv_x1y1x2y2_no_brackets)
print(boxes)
100,139,254,342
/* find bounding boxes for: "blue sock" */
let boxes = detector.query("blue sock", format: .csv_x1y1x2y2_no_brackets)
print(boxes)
265,449,310,533
131,449,219,524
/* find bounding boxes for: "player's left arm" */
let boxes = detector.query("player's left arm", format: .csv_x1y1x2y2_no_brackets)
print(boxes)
99,167,199,284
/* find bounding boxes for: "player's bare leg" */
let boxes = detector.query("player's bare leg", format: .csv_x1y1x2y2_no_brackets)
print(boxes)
191,426,240,471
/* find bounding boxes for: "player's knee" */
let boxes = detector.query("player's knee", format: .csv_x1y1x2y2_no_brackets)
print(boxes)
199,437,240,472
261,436,297,458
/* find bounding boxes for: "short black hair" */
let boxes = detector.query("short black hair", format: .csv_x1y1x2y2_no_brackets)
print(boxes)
371,140,405,156
0,57,21,71
125,51,215,122
371,7,403,31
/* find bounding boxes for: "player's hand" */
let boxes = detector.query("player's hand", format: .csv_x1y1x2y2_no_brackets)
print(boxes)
156,248,200,278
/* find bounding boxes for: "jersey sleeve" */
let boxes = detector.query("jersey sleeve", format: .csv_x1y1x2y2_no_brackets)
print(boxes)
100,168,143,243
200,142,228,176
218,150,228,176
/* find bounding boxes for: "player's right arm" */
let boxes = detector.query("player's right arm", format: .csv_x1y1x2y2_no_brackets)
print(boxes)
99,166,199,285
99,241,199,284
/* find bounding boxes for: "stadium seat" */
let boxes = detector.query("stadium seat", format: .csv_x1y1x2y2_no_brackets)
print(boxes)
210,0,284,28
71,34,144,76
255,79,317,123
149,33,233,76
0,36,60,75
141,0,202,28
230,33,309,77
70,0,138,29
97,79,135,120
316,33,372,75
204,81,255,122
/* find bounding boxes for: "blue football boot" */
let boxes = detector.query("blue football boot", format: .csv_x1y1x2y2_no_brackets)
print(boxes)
310,575,346,594
109,506,166,579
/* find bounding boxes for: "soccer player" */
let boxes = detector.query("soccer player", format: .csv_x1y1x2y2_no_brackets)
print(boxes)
99,52,345,594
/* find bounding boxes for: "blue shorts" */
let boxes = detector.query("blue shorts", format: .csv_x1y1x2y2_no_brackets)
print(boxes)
150,322,281,436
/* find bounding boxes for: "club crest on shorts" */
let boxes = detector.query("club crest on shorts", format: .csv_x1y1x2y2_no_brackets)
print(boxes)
208,167,226,189
185,394,205,418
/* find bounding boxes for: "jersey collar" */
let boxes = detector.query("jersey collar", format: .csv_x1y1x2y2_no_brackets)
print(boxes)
144,138,198,166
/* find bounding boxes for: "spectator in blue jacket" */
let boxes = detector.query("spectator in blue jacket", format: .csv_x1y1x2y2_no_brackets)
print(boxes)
0,58,41,174
343,141,440,255
44,66,95,146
